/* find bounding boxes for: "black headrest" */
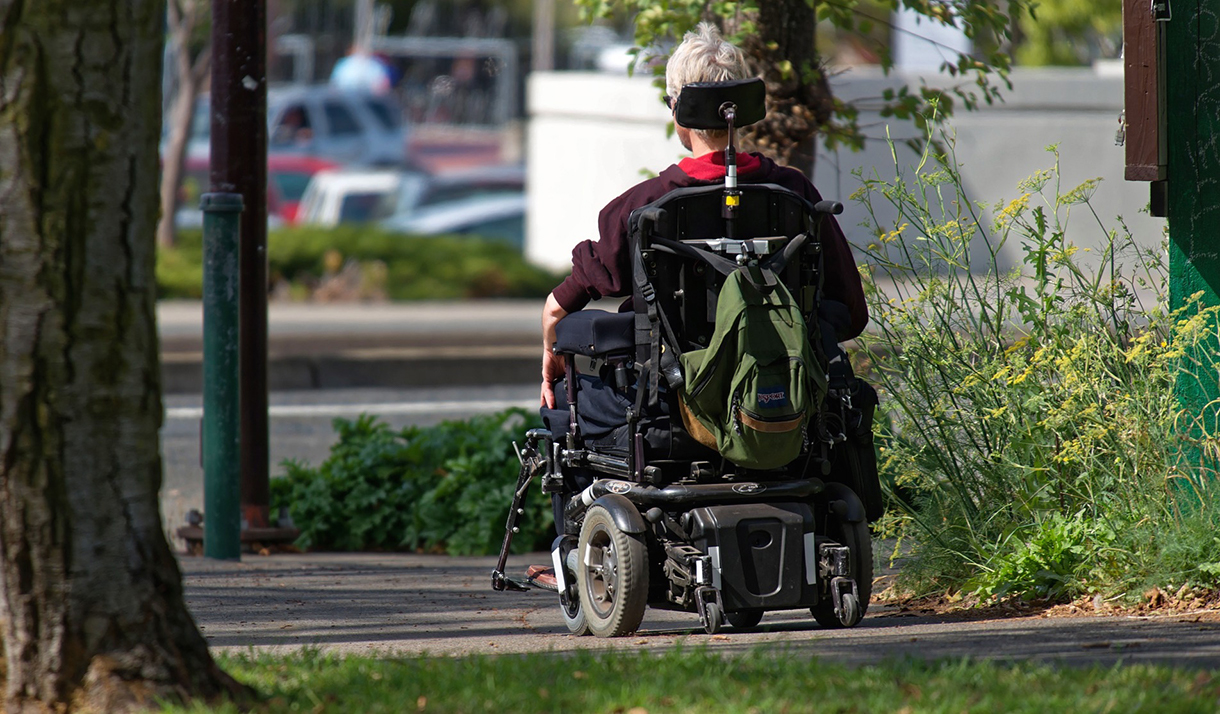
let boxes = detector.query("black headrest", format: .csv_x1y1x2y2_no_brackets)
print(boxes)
673,78,766,130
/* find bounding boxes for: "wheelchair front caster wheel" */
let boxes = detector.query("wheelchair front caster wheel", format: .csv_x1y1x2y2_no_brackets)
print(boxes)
839,592,862,626
576,504,648,638
811,494,872,630
560,591,590,636
558,540,589,636
702,602,723,635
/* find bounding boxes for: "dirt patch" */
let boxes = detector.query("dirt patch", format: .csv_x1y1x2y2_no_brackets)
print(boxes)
872,583,1220,623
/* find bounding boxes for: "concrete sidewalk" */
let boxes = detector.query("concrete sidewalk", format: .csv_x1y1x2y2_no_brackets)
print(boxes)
181,551,1220,666
158,299,544,393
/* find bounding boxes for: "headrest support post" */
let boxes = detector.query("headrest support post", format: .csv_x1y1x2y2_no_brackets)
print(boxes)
720,101,738,191
719,101,740,238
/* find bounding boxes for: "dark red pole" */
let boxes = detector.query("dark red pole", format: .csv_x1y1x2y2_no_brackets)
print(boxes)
210,0,270,530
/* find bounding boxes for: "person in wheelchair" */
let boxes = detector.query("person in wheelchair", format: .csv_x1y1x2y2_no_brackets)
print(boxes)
540,23,867,413
493,22,883,639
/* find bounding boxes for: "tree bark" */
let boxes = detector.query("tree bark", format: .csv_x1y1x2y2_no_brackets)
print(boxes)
0,2,248,711
725,0,833,174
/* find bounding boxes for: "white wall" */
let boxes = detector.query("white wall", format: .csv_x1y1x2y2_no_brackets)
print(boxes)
527,66,1166,275
526,72,685,271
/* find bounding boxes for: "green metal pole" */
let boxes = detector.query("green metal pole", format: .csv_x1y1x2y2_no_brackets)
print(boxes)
1165,3,1220,496
1167,4,1220,423
201,192,244,560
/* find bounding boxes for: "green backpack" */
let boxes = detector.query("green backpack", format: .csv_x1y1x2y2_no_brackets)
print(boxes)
678,268,825,470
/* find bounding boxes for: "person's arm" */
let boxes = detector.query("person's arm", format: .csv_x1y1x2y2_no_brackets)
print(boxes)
817,211,868,339
788,172,868,339
540,292,568,408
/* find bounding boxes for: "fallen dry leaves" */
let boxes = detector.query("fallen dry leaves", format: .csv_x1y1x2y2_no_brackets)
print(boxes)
872,582,1220,622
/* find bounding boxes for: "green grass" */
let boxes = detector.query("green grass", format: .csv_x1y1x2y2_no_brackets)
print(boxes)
164,648,1220,713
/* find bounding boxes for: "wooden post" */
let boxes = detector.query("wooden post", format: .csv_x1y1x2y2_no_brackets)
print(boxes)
1122,0,1165,182
211,0,271,530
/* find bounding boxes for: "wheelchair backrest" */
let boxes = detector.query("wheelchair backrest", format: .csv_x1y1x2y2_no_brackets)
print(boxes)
627,183,824,359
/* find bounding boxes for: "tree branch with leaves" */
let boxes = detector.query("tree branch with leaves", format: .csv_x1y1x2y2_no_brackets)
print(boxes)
578,0,1034,170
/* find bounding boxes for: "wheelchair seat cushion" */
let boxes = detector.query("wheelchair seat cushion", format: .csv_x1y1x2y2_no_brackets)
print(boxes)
553,310,635,357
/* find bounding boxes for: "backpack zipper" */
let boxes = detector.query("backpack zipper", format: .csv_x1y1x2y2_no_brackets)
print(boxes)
737,404,806,433
689,348,723,399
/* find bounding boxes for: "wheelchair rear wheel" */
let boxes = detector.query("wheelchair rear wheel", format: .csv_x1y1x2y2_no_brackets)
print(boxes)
576,504,649,638
811,506,872,629
726,609,764,629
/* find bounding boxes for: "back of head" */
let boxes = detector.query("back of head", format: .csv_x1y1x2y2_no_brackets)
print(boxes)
666,23,751,139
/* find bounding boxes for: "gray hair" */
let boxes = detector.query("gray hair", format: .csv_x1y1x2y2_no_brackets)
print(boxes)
665,22,751,140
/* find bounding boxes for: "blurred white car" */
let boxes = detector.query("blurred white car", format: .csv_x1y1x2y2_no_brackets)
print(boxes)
380,193,526,250
296,169,427,226
383,163,525,221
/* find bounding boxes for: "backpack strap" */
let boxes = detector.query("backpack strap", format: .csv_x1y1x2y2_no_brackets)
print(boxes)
652,236,783,294
631,230,674,410
651,236,738,277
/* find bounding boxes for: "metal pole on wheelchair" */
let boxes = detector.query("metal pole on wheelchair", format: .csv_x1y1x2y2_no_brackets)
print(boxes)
719,101,740,240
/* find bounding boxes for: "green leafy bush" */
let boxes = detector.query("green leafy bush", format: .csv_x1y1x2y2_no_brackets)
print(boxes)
156,229,205,298
856,137,1220,602
157,225,562,300
270,409,555,555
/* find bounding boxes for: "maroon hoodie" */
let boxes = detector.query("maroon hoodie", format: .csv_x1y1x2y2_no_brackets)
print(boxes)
551,151,868,339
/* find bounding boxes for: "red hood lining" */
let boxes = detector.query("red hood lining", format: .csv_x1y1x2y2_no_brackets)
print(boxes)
678,151,763,181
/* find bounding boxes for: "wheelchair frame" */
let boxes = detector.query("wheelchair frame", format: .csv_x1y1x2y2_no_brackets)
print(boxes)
491,79,880,638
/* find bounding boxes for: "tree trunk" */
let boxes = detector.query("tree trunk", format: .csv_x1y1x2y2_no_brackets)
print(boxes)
726,0,833,174
156,0,211,249
0,2,248,711
157,65,206,250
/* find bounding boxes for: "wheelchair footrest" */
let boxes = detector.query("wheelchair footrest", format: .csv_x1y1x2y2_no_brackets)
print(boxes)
491,569,530,592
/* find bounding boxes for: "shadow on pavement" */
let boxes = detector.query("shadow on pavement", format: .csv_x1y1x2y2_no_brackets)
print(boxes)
181,552,1220,666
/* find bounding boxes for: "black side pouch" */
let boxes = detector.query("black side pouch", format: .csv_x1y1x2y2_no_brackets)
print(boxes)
840,377,884,522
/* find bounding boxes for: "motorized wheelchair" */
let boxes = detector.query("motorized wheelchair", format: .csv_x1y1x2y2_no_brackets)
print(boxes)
492,78,883,638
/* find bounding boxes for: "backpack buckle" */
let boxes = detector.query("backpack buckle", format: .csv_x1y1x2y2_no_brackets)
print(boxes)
640,282,656,303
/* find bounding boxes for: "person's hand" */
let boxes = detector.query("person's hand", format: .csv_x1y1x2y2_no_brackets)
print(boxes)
541,348,566,408
540,293,569,408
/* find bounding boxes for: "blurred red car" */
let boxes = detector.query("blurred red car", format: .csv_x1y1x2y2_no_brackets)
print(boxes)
181,154,338,225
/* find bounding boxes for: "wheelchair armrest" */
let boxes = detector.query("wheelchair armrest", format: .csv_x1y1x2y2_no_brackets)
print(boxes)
553,310,635,358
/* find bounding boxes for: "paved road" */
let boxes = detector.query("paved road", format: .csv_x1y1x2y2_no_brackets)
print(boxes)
159,384,537,537
157,299,547,393
157,299,545,341
181,552,1220,667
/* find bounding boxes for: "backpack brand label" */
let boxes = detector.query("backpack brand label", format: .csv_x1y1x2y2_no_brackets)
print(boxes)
757,386,788,408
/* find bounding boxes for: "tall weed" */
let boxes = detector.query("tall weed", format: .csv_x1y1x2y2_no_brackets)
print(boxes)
855,137,1220,601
